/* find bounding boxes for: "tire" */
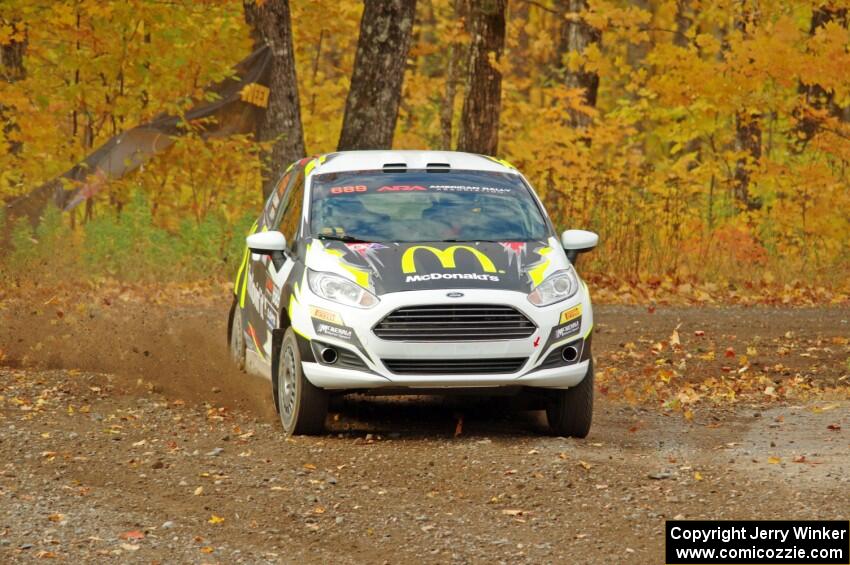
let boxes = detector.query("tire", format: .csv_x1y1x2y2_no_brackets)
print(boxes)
229,303,246,371
546,360,594,438
277,328,328,436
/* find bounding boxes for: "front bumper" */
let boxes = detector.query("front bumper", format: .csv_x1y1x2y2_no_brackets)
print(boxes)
291,286,593,391
303,359,590,390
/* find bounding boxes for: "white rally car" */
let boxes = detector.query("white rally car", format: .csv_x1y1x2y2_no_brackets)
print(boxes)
229,151,599,437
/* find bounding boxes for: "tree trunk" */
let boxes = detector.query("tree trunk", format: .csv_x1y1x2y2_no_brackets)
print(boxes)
457,0,507,155
733,110,761,209
337,0,417,151
555,0,601,128
440,0,468,150
795,5,848,148
244,0,306,199
732,3,761,210
1,18,26,157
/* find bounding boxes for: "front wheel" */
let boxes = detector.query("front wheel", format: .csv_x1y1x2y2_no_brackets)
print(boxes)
229,303,246,371
546,360,594,438
277,328,328,436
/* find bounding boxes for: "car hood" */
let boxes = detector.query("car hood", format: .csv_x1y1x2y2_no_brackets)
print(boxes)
305,238,567,296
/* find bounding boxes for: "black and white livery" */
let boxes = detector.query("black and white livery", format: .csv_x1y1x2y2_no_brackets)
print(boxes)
229,150,599,437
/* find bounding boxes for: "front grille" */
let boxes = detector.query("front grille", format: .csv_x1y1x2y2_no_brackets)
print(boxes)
373,304,536,341
382,357,527,375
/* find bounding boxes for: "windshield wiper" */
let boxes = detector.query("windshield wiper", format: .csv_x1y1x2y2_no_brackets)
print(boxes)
316,234,376,244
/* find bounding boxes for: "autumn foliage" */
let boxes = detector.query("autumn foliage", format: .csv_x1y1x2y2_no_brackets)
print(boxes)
1,0,849,295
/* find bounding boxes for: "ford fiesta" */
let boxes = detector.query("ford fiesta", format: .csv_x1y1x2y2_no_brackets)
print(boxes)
228,150,599,437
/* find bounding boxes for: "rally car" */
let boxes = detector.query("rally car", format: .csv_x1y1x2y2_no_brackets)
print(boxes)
228,150,599,437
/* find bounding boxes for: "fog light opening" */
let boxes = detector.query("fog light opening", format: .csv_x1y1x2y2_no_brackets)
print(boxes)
320,347,338,364
561,346,578,363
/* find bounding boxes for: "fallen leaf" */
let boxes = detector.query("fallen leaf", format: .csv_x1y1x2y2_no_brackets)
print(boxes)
454,416,463,437
670,327,681,347
303,463,317,471
119,530,145,541
208,515,225,525
694,471,703,481
578,460,592,471
501,509,527,516
47,513,64,522
768,456,781,464
793,455,807,463
724,347,735,358
827,423,841,431
200,546,214,554
193,486,203,496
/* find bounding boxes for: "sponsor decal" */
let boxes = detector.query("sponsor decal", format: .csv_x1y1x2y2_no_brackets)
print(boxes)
315,322,353,341
553,305,582,340
406,273,499,283
533,336,540,348
377,185,426,192
309,305,344,326
559,305,582,324
330,185,367,194
429,184,512,194
554,318,581,340
310,317,369,359
401,245,497,274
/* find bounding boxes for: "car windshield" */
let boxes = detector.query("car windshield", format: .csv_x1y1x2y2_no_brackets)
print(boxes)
309,170,549,242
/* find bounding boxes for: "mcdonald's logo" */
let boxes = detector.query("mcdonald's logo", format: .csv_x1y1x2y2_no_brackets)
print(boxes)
401,245,497,274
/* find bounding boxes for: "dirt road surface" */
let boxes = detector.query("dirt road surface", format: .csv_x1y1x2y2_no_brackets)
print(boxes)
1,295,848,563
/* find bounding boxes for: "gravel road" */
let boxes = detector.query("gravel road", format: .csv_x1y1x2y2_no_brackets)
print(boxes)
1,297,848,563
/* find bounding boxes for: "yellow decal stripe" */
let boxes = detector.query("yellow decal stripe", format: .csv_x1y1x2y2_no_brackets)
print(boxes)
292,326,311,341
340,263,370,288
583,323,594,339
528,247,552,286
234,220,259,299
484,155,516,170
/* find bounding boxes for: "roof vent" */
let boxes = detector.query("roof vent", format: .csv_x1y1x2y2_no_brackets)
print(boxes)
426,162,451,172
383,162,407,173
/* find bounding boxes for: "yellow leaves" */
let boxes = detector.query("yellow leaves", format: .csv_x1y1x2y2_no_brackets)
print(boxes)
767,456,781,465
208,515,225,525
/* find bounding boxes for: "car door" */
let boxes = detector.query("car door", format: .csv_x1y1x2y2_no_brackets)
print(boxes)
244,162,305,366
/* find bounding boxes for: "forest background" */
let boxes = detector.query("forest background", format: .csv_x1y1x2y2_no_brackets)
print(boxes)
1,0,849,304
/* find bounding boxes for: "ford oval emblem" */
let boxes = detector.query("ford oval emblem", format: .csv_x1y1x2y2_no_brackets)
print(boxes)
446,292,464,298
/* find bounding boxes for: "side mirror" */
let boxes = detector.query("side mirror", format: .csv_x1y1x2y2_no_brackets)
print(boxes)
247,231,287,269
561,229,598,265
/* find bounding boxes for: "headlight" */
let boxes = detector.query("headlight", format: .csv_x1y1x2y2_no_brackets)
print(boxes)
307,269,378,309
527,269,578,306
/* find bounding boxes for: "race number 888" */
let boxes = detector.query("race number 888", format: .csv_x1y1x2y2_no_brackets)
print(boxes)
330,185,367,194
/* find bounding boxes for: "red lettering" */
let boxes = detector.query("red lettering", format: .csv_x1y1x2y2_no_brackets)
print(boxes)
330,185,367,194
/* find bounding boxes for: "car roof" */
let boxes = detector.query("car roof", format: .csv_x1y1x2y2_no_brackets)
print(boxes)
309,150,517,176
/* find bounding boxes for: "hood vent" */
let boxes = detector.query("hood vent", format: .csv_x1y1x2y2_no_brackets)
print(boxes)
426,162,451,172
382,162,407,173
